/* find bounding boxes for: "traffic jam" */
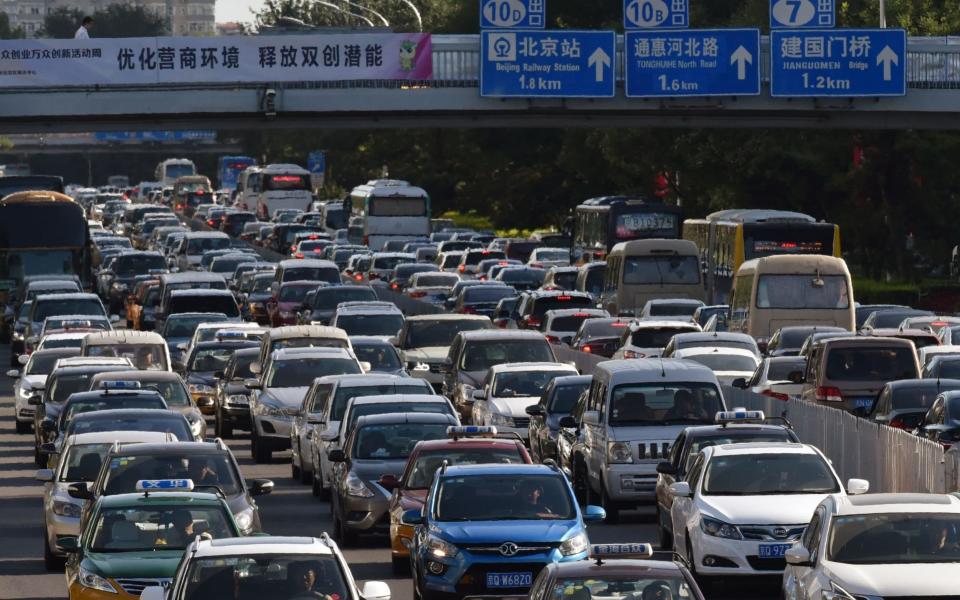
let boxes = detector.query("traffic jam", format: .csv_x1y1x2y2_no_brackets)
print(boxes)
2,159,959,600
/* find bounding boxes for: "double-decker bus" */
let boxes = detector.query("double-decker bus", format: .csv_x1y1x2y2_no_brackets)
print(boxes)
218,156,256,191
0,191,90,305
154,158,196,186
571,196,683,263
683,209,841,305
348,179,430,251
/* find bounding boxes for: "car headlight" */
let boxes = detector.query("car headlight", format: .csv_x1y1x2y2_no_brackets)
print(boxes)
189,383,215,395
607,441,634,464
700,516,742,540
110,282,127,292
490,413,515,427
344,471,375,498
559,532,589,556
12,332,23,342
227,394,249,406
263,404,290,418
821,582,862,600
52,499,82,518
79,566,117,593
235,507,255,533
426,535,459,559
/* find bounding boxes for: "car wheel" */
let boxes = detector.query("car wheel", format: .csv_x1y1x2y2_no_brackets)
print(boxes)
333,512,356,547
291,460,301,481
601,482,619,524
15,420,30,434
43,532,64,571
254,440,272,464
215,410,233,439
656,505,672,550
686,532,712,593
391,555,409,576
311,467,323,497
573,463,591,506
299,462,312,485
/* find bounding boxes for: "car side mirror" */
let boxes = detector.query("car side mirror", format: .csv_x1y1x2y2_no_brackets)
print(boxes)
6,368,19,378
401,508,423,526
471,389,486,402
328,449,346,463
581,410,599,426
378,474,400,490
56,536,79,554
361,582,391,600
248,478,274,497
558,415,578,429
784,546,812,567
250,362,262,375
18,354,29,366
656,461,677,476
787,370,805,384
35,468,54,482
67,482,93,500
244,379,262,390
669,481,692,498
525,404,545,416
359,361,372,373
846,478,870,495
731,377,747,389
583,505,606,522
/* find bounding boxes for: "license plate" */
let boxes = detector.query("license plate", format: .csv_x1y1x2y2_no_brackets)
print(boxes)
486,572,532,589
852,397,874,410
758,543,792,558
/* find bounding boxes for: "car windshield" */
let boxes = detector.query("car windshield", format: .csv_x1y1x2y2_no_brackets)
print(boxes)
630,327,694,348
352,344,402,372
494,370,571,398
414,274,459,288
68,414,191,440
932,360,960,379
550,271,578,290
26,352,71,375
89,505,233,552
335,314,404,337
182,554,348,600
436,474,574,521
330,384,429,421
828,513,960,564
549,577,695,600
251,277,274,293
102,454,241,495
63,396,166,427
282,267,339,284
767,359,807,381
111,255,166,276
352,422,449,460
756,275,850,309
346,402,452,432
533,249,569,262
461,340,554,371
683,432,795,472
267,358,361,387
462,287,515,303
623,256,700,285
499,269,546,285
279,284,318,303
405,447,525,489
404,319,491,349
682,352,758,373
86,344,167,371
312,287,377,309
187,237,230,253
189,347,237,372
550,383,589,413
703,453,839,495
825,347,917,381
122,380,190,407
34,299,105,322
373,256,413,270
50,373,103,404
165,315,228,338
608,383,722,426
60,442,111,482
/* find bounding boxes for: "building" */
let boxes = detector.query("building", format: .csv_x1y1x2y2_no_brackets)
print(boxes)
0,0,215,37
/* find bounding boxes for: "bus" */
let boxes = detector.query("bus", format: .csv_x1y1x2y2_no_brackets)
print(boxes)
107,175,129,188
683,209,841,305
570,196,683,263
256,164,314,219
348,179,430,251
0,191,91,306
599,239,704,316
218,156,256,191
154,158,196,186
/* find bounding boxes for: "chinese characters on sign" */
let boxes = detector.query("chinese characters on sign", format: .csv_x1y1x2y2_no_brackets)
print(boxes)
480,0,546,29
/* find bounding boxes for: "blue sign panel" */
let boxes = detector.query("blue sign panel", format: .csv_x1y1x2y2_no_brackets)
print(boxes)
623,0,688,29
307,151,326,175
770,29,906,97
480,0,545,29
481,30,615,98
624,29,761,98
770,0,834,29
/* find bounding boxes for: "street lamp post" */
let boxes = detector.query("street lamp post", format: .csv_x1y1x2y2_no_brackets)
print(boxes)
879,0,887,28
395,0,423,32
338,0,390,27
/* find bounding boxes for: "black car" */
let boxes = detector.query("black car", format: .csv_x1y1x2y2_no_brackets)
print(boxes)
214,347,260,438
96,251,167,313
869,379,960,431
765,325,847,357
860,308,934,332
525,375,590,463
299,285,379,325
569,317,632,357
182,339,260,412
453,284,517,317
917,391,960,448
495,266,547,292
220,211,258,237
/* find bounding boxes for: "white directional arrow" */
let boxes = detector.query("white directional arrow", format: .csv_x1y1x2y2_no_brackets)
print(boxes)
588,46,611,83
730,45,753,81
877,45,899,81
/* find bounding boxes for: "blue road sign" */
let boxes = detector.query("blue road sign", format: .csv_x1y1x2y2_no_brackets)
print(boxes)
624,29,761,98
307,151,326,175
770,29,906,97
623,0,688,29
770,0,835,29
480,0,545,29
481,30,615,98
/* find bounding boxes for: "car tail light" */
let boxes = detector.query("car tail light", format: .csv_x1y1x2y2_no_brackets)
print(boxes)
291,245,297,251
545,335,559,343
313,248,322,253
582,345,592,353
409,291,426,298
391,283,399,290
761,390,789,401
458,264,466,273
557,295,572,301
369,273,379,280
295,253,304,259
888,417,909,430
530,262,543,268
461,306,477,314
354,274,363,281
207,219,215,226
525,316,541,328
815,386,843,402
623,350,645,359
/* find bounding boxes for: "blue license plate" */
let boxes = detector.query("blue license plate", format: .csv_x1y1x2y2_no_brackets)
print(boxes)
486,572,532,589
852,397,874,409
758,543,792,558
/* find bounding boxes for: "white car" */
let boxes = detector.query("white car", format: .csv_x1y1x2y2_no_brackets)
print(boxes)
471,362,578,441
612,320,701,360
673,346,761,386
669,442,868,581
9,348,79,434
527,247,571,269
736,356,807,402
35,331,95,352
783,493,960,600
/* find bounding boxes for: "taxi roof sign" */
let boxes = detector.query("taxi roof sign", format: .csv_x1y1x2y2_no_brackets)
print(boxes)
447,425,498,440
99,380,142,391
715,408,765,425
590,543,654,561
135,479,194,493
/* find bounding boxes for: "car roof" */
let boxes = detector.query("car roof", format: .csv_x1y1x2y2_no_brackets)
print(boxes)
33,292,100,302
272,347,354,360
489,362,578,374
108,441,229,456
596,358,719,385
278,259,338,268
170,289,234,298
549,558,683,578
545,308,608,318
89,370,183,383
194,536,335,558
414,437,526,451
405,314,494,323
833,493,960,515
631,320,700,329
266,325,349,340
442,463,561,477
100,491,225,508
682,424,796,438
82,331,165,345
317,373,424,387
64,431,174,446
707,442,816,456
459,330,547,342
349,394,447,405
674,346,759,359
71,408,184,421
355,412,457,427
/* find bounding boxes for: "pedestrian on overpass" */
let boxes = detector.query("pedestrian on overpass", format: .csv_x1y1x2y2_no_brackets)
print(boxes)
74,16,92,39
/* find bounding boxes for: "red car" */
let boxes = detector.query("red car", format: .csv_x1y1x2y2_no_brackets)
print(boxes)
266,280,326,327
386,426,532,573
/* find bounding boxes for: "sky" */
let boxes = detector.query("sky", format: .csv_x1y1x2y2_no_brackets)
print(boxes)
216,0,266,23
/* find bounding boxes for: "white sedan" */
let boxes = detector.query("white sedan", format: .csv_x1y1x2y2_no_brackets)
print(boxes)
471,362,578,441
784,492,960,599
669,442,868,582
673,346,761,387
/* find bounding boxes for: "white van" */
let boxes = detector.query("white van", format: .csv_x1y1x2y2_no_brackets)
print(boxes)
80,330,171,372
236,166,262,211
256,164,313,220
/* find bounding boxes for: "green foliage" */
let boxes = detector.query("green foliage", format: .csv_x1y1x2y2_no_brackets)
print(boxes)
0,12,24,39
40,4,167,38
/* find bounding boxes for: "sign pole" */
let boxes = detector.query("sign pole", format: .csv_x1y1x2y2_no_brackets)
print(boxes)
879,0,887,28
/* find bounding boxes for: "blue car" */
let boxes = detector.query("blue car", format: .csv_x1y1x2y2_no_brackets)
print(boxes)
404,463,605,600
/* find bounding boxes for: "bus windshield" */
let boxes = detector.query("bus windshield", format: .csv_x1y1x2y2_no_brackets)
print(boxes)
756,275,849,309
623,256,700,285
165,164,195,179
615,211,680,240
369,197,427,217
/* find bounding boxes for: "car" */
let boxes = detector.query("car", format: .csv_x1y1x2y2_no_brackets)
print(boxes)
444,279,499,311
405,272,462,306
472,362,579,442
159,312,231,364
181,337,259,414
395,315,493,391
855,303,909,330
26,293,112,351
860,308,934,332
527,247,571,269
797,330,857,358
329,412,457,545
764,326,847,357
916,390,960,448
529,543,706,600
541,308,610,345
35,332,92,352
919,344,960,370
404,463,605,600
64,408,194,443
79,330,171,372
494,266,547,292
867,327,942,350
298,285,379,325
923,354,960,379
568,317,632,357
639,299,705,321
526,375,591,463
516,291,595,331
35,431,173,569
672,347,761,387
8,347,78,434
330,302,405,338
662,332,761,359
387,426,531,573
139,535,391,600
388,262,440,291
64,479,242,600
868,379,960,431
492,296,520,328
653,410,800,550
452,283,516,316
692,304,728,329
612,320,702,360
88,369,207,439
213,347,260,438
349,336,406,376
783,493,960,599
669,443,868,583
569,360,727,523
268,280,327,327
540,266,580,291
734,356,807,402
365,252,416,283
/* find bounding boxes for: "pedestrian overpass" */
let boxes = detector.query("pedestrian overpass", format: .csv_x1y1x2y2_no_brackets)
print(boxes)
2,34,960,133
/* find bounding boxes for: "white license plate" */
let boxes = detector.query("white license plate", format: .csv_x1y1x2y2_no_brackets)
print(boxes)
758,543,792,558
486,572,532,589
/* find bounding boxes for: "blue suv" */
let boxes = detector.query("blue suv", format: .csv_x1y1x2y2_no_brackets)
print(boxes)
403,463,605,600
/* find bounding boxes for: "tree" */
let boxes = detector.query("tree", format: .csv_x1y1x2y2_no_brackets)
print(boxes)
40,4,166,38
0,12,24,39
38,7,83,39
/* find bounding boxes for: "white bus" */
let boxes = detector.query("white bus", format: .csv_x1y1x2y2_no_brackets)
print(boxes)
349,179,430,251
255,164,313,219
154,158,196,186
